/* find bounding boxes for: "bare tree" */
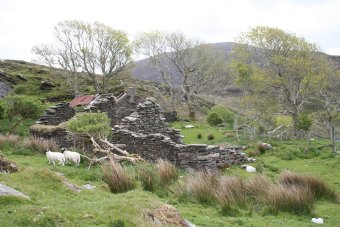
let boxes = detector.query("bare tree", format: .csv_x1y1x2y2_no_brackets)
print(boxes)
165,32,228,118
134,31,175,109
33,20,132,95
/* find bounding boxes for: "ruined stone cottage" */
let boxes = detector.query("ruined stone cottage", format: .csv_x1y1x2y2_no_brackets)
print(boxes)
30,89,248,170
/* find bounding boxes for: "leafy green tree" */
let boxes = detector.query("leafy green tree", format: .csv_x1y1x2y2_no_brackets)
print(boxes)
4,95,44,133
67,112,111,139
234,26,325,137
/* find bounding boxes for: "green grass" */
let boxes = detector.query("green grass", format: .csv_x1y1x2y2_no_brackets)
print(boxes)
1,121,340,226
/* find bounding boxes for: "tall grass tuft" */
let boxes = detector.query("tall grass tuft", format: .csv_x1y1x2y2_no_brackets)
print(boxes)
0,134,21,146
157,159,178,186
136,162,160,192
102,158,136,193
178,171,217,204
266,184,314,214
214,176,246,210
279,171,336,200
245,174,271,198
22,137,59,153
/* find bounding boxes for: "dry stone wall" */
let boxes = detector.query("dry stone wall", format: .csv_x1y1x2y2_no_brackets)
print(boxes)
111,127,248,170
37,102,75,125
120,98,182,143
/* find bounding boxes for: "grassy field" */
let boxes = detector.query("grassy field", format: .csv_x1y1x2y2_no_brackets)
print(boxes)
1,122,340,226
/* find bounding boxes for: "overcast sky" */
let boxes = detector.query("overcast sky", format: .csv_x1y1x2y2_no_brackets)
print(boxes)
1,0,339,61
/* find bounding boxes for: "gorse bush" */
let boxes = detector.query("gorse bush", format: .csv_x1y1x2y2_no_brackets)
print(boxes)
197,133,202,139
0,104,4,119
23,137,60,153
279,171,336,200
297,113,313,132
68,112,111,138
102,158,136,193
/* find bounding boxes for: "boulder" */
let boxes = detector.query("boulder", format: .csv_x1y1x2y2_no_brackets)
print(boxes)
40,81,55,90
0,183,29,199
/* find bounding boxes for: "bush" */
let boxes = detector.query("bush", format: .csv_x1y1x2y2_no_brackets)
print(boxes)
157,159,178,186
279,171,336,200
13,85,27,94
22,137,59,153
247,150,259,157
136,162,160,192
266,184,314,214
68,112,111,138
3,95,44,133
297,113,313,132
207,106,234,127
207,134,215,140
102,158,136,193
197,133,202,139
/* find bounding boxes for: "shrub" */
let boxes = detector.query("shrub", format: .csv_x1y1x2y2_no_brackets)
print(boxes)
266,184,314,214
157,159,178,186
3,95,44,133
297,113,313,132
13,85,27,94
22,137,59,153
136,162,160,192
207,106,234,127
257,143,267,154
102,158,136,193
207,134,215,140
275,115,292,128
279,171,336,200
178,171,217,204
214,176,246,209
197,133,202,139
67,112,111,139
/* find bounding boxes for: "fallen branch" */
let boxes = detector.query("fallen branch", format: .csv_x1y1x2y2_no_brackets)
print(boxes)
100,139,129,156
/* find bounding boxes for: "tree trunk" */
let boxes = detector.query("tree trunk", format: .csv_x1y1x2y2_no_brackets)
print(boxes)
183,84,195,119
291,112,299,138
73,72,79,97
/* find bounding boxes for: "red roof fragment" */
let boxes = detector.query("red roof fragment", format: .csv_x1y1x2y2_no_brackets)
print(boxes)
69,95,96,107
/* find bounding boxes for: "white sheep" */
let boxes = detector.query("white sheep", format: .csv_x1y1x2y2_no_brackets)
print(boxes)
61,148,81,167
46,149,65,166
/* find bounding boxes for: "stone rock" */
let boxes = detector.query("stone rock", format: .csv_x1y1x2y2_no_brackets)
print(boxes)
0,81,11,98
0,156,18,173
40,81,55,90
311,218,324,225
184,125,194,128
82,184,96,190
0,183,29,199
